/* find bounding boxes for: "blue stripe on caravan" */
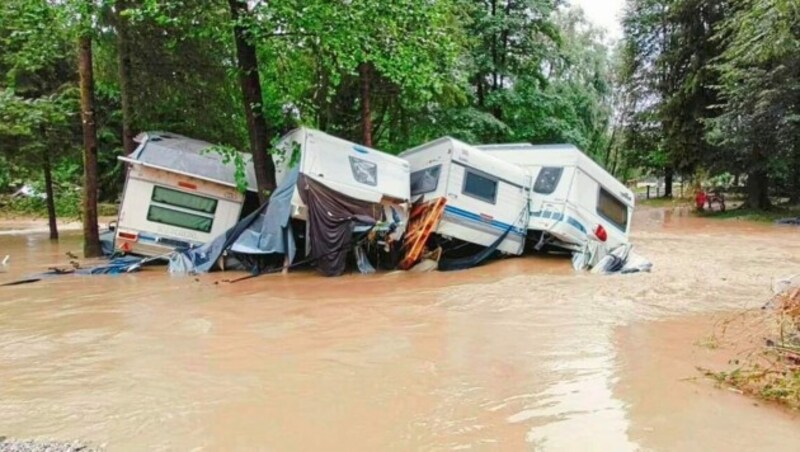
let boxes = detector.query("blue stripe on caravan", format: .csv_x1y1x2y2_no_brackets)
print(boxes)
443,205,526,236
529,209,586,234
566,217,587,234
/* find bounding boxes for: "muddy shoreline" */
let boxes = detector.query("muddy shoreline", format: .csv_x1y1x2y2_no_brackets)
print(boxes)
615,314,800,451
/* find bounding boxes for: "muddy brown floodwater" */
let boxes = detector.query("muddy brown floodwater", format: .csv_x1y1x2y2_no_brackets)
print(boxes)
1,207,799,451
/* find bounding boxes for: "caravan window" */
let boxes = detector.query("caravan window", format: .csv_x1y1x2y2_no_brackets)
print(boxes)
462,169,498,204
597,188,629,231
534,167,563,195
410,165,441,196
349,156,378,186
147,205,213,233
152,186,218,214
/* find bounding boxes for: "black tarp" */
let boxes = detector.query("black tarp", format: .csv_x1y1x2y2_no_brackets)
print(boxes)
297,174,379,276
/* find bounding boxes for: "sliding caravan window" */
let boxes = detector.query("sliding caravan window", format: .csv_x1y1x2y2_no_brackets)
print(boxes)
534,167,564,195
462,169,498,204
410,165,442,196
151,186,218,214
147,205,214,233
597,188,629,231
349,156,378,186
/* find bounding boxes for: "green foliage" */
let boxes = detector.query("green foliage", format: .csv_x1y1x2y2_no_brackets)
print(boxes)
620,0,800,207
1,0,622,219
205,144,250,194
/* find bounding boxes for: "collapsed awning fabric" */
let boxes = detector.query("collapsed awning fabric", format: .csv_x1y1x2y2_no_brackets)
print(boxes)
297,174,378,276
169,168,299,274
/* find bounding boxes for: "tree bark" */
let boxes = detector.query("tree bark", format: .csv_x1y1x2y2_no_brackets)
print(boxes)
43,150,58,241
228,0,276,203
78,34,102,258
359,62,373,147
791,138,800,204
116,0,136,154
663,166,674,198
747,169,770,209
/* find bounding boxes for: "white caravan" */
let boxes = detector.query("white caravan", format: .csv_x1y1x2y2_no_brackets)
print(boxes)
400,137,529,256
116,132,258,257
478,144,634,252
273,127,411,224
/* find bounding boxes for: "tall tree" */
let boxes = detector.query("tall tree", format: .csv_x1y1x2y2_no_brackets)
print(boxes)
228,0,276,202
77,3,102,257
709,0,799,208
114,0,136,154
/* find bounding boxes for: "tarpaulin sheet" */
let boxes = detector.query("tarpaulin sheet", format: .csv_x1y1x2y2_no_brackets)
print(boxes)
169,168,299,274
297,174,378,276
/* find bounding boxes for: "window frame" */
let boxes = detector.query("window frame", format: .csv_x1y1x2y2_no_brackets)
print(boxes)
596,188,629,232
146,205,214,233
533,167,564,195
461,168,500,205
348,156,378,187
410,164,442,196
151,186,218,215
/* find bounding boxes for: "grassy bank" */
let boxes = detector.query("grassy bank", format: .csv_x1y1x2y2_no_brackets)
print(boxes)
0,195,118,220
697,205,800,223
704,291,800,410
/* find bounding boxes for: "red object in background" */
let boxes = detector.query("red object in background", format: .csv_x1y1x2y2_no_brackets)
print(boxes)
696,191,708,209
595,224,608,242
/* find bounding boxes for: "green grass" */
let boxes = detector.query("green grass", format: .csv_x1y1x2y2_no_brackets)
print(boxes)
639,197,692,208
0,195,118,220
697,206,800,223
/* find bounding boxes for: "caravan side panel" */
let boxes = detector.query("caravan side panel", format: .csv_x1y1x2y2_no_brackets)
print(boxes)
437,161,527,255
302,131,410,203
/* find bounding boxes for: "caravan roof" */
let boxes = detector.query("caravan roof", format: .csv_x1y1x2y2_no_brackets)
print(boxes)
478,143,633,207
120,132,258,191
403,137,529,186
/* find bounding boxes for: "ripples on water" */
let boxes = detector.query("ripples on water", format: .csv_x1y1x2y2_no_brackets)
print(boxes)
0,210,799,450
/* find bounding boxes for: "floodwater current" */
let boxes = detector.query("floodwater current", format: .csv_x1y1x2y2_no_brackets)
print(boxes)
0,208,799,451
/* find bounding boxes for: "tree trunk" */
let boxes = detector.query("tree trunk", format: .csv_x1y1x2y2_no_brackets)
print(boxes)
228,0,276,203
791,139,800,204
359,62,373,147
663,167,674,198
747,169,770,210
43,150,58,241
78,34,102,258
116,0,136,154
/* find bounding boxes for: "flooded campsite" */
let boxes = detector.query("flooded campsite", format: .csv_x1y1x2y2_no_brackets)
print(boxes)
4,0,800,450
2,208,799,450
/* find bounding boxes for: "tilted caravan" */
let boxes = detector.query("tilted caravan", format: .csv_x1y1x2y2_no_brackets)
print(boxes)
478,144,634,252
400,137,529,256
115,132,258,257
272,128,411,269
273,127,411,218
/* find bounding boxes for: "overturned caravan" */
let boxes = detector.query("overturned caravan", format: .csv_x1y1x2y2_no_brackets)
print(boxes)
170,128,410,277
